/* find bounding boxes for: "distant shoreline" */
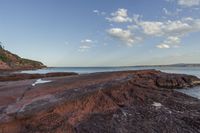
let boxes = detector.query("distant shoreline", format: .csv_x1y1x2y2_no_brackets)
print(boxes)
1,62,200,72
46,64,200,68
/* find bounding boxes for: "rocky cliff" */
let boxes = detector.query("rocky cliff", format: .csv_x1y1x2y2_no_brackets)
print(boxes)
0,70,200,133
0,47,46,70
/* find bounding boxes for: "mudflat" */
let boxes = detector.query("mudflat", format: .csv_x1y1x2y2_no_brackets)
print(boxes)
0,70,200,133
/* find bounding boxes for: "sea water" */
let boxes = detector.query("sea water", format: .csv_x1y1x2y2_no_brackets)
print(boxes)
19,66,200,78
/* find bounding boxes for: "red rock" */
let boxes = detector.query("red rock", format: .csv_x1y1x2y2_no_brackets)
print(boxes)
0,70,199,133
0,72,78,82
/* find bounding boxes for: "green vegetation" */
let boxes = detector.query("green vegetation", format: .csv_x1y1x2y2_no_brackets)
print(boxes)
0,45,45,69
0,47,9,62
0,55,9,62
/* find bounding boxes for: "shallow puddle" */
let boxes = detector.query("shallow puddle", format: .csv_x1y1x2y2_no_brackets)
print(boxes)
32,79,52,86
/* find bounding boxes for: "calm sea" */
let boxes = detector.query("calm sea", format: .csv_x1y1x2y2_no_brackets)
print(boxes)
20,66,200,99
20,66,200,78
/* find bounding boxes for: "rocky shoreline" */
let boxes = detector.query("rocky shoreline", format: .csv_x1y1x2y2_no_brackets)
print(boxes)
0,72,78,82
0,70,200,133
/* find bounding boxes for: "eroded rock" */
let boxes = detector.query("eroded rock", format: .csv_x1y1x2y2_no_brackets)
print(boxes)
0,70,199,133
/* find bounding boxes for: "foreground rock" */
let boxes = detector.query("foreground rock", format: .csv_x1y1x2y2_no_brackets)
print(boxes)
0,70,200,133
0,72,78,81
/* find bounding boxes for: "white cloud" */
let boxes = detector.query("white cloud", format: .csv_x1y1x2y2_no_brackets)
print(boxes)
138,21,164,36
165,20,192,36
107,28,139,47
177,0,200,7
93,10,106,16
137,19,196,37
135,18,200,48
132,14,142,23
127,25,139,30
166,0,200,7
165,36,181,44
105,8,200,49
81,39,93,43
130,13,197,38
79,39,94,52
107,8,132,23
157,36,181,49
157,44,170,49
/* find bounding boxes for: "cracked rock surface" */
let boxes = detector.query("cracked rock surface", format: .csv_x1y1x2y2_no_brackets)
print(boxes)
0,70,200,133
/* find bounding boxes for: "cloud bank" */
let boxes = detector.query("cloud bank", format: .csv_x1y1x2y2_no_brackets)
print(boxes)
177,0,200,7
105,8,200,48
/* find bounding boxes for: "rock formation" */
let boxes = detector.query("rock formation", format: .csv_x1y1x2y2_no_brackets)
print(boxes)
0,70,200,133
0,72,78,82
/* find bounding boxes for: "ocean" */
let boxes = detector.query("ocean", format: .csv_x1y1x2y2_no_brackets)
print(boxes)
20,66,200,78
19,66,200,99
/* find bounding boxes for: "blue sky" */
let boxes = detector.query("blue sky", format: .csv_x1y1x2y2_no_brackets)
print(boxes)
0,0,200,66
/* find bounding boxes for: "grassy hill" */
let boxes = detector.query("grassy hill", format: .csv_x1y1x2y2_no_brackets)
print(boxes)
0,46,46,70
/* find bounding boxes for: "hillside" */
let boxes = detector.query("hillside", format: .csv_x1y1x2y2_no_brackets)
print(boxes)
0,46,46,70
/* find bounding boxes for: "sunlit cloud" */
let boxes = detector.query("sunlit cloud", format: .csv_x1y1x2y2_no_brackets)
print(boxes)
177,0,200,7
106,8,132,23
107,28,141,47
104,7,200,49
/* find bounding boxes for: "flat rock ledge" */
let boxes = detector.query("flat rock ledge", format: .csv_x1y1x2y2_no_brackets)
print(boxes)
0,70,200,133
0,72,78,82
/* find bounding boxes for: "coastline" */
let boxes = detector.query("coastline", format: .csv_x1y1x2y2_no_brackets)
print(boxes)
0,72,78,82
0,70,200,133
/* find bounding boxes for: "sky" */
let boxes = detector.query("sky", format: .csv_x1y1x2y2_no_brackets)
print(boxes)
0,0,200,67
